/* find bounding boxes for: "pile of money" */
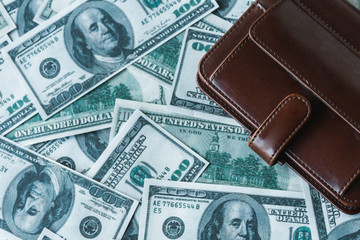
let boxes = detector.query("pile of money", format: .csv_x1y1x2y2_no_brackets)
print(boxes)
0,0,359,239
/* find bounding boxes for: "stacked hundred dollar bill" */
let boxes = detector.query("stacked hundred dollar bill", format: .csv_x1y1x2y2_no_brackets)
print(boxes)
0,0,358,239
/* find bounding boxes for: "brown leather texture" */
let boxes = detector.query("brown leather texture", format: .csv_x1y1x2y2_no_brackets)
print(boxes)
197,0,360,214
248,94,311,166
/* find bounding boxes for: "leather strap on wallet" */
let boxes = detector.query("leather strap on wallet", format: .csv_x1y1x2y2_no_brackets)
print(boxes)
197,0,360,214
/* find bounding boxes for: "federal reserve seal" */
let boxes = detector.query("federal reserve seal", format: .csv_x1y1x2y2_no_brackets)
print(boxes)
79,216,102,238
57,157,76,170
162,216,185,239
39,58,61,79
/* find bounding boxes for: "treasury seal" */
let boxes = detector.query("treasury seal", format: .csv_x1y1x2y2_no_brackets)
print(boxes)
57,157,76,170
39,58,61,79
162,216,185,239
79,216,102,238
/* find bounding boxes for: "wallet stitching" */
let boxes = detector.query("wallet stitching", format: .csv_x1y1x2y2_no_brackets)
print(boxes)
207,38,258,125
250,0,360,132
250,0,360,201
296,0,360,58
200,3,260,79
287,151,359,210
341,168,360,196
288,149,360,203
198,76,255,130
249,96,310,165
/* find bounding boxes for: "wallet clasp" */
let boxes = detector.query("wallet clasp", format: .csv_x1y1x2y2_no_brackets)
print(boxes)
248,93,311,166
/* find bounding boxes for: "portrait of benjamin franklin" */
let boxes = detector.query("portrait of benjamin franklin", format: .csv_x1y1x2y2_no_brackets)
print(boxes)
75,129,109,162
327,218,360,240
64,1,134,74
198,194,270,240
214,0,236,18
17,0,43,35
3,162,74,239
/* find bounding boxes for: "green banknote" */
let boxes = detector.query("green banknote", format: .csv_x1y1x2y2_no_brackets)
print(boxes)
130,13,232,88
6,68,167,145
303,183,360,240
110,99,303,192
3,0,218,119
169,28,227,116
0,136,138,239
139,179,318,240
87,109,209,201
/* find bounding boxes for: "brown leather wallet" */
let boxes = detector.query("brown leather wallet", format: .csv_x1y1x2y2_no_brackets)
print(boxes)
197,0,360,214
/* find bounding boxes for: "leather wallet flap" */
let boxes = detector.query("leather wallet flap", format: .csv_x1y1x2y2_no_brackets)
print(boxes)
249,0,360,134
198,0,360,214
249,94,311,166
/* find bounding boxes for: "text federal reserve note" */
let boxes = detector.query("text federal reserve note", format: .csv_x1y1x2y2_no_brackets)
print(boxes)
4,0,218,119
87,110,209,201
6,68,166,145
129,13,232,88
169,28,227,117
139,179,318,240
0,136,138,240
303,183,360,240
0,35,37,135
110,99,304,192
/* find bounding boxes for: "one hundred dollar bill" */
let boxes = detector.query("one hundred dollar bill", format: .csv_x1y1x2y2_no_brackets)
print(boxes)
169,28,228,117
214,0,254,23
139,179,318,240
303,183,360,240
110,99,304,192
37,228,63,240
87,109,209,201
30,128,110,174
129,13,232,88
3,0,218,120
6,68,167,145
33,0,76,24
0,34,37,135
0,1,15,37
0,136,138,240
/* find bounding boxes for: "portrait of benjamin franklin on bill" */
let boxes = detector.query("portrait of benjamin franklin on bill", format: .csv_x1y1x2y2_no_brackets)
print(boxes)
3,161,74,239
198,194,270,240
64,1,134,74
